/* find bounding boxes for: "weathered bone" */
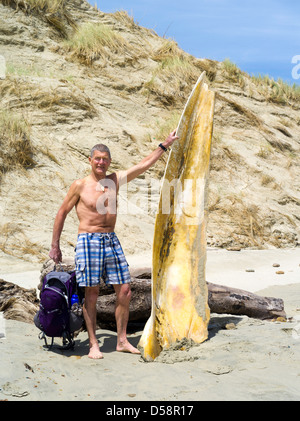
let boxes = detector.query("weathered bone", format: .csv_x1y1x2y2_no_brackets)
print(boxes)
138,73,215,361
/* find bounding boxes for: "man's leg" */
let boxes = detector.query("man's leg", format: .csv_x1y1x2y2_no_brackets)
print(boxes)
113,283,140,354
83,285,103,359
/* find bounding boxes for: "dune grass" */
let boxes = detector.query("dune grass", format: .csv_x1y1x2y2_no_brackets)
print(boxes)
0,111,35,180
0,0,76,36
0,223,47,261
3,0,65,13
63,22,131,65
222,58,300,105
143,39,199,106
221,58,246,89
251,74,300,105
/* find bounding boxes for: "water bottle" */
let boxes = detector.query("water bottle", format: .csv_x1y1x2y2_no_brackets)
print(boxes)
71,294,79,307
71,294,82,317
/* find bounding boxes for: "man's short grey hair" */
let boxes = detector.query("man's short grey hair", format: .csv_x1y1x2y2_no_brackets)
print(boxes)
90,144,111,159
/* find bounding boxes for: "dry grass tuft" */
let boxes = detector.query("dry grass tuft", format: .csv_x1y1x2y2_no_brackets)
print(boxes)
222,58,246,89
0,0,76,36
34,85,97,116
261,174,275,186
144,40,200,106
224,197,265,247
63,22,133,65
0,223,47,261
193,58,218,82
0,75,97,118
251,74,300,105
152,39,183,62
221,58,300,107
0,110,35,180
113,10,140,31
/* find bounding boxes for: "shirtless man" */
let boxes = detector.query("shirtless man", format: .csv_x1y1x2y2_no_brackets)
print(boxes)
49,130,178,359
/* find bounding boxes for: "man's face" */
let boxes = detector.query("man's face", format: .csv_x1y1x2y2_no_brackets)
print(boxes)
89,150,111,177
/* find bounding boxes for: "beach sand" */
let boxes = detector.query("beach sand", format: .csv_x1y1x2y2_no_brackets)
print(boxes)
0,249,300,401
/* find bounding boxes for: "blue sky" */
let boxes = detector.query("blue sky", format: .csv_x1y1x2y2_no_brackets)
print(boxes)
88,0,300,86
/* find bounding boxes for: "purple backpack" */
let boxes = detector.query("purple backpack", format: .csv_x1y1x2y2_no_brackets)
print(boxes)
35,270,82,350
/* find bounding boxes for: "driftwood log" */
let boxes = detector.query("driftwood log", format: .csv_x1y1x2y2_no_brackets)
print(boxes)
39,261,286,329
0,264,286,328
207,282,286,320
0,279,39,323
96,267,286,328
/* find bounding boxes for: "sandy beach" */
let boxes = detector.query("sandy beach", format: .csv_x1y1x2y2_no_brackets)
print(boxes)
0,248,300,402
1,0,300,406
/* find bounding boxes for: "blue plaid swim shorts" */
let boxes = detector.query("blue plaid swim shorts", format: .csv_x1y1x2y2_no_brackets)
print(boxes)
75,232,131,287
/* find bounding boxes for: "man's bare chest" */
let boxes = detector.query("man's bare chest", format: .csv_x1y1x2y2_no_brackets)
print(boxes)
79,181,117,214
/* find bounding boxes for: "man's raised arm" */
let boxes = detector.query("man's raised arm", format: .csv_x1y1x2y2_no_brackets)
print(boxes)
119,130,178,185
49,180,82,264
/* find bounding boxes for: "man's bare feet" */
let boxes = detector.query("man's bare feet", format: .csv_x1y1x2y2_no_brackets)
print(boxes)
116,340,141,354
88,343,103,359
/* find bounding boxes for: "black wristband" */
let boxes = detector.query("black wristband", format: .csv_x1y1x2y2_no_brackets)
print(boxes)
159,143,168,152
